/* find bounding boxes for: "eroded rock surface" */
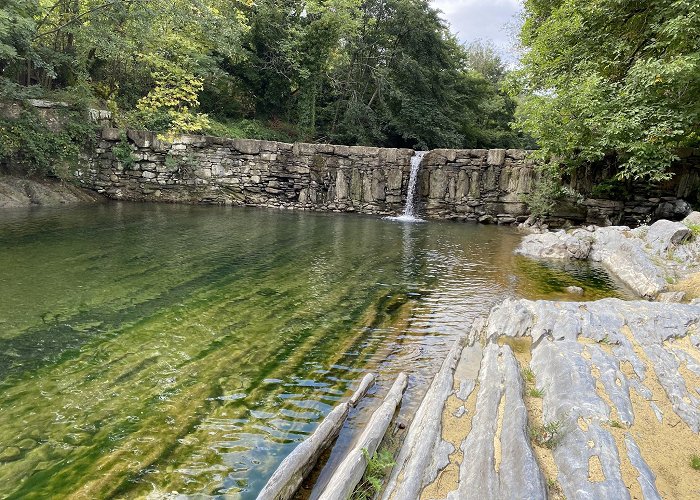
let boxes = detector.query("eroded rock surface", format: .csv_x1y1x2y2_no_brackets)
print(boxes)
393,298,700,500
516,216,700,299
0,176,103,208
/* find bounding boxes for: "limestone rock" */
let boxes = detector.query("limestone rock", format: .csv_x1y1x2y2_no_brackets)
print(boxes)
643,219,691,255
446,343,546,500
682,211,700,227
0,176,103,208
515,230,592,260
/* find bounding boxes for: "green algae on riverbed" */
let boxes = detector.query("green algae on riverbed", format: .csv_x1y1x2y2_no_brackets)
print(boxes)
0,204,629,498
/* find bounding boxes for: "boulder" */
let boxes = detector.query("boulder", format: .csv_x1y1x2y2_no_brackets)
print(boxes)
516,230,592,260
682,211,700,227
644,219,691,255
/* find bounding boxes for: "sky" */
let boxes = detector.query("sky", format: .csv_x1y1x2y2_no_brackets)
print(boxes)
430,0,524,65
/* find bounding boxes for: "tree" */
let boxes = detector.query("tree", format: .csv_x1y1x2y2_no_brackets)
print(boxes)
510,0,700,181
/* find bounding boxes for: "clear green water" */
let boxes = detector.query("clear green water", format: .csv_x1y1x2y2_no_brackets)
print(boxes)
0,204,631,499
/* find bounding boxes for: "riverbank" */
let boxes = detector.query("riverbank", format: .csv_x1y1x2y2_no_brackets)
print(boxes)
370,217,700,499
517,213,700,301
0,175,103,208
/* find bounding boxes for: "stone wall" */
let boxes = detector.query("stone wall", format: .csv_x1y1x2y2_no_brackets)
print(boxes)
81,129,539,223
3,99,698,225
80,129,699,226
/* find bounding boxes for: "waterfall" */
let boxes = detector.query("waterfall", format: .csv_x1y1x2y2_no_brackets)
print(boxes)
403,151,427,219
387,151,427,222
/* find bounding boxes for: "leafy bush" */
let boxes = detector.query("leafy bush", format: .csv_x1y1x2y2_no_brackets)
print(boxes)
590,179,633,200
0,102,96,179
112,133,136,169
205,118,299,143
524,164,584,217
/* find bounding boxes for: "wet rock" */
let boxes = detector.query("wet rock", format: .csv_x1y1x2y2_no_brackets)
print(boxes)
517,223,685,298
0,176,103,208
515,230,592,260
0,446,21,462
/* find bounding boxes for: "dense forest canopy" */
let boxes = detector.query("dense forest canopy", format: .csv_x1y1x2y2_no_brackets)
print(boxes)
510,0,700,181
0,0,527,150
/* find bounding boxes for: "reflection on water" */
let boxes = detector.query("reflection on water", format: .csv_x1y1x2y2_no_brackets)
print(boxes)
0,204,629,499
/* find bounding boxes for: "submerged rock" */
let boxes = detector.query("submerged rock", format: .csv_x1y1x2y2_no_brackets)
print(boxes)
0,447,21,463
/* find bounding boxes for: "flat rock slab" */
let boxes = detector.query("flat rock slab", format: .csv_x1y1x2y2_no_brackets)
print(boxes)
387,298,700,500
516,220,700,298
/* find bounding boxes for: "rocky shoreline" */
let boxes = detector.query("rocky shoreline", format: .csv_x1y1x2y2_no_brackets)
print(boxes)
0,175,103,208
254,215,700,499
393,297,700,500
516,212,700,301
382,216,700,499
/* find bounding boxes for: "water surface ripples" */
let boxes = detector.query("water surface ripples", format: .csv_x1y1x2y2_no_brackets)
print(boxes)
0,204,631,498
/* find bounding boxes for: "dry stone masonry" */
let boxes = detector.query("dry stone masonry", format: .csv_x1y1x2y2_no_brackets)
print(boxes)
79,130,537,224
77,129,698,225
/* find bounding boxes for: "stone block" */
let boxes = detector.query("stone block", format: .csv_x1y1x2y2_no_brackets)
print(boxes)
127,130,155,148
102,128,121,141
487,149,506,166
233,139,261,155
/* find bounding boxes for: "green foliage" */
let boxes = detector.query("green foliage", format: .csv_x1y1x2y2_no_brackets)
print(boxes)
590,179,633,201
523,163,584,217
205,118,298,143
2,0,524,151
112,133,136,169
521,367,536,384
691,454,700,471
686,224,700,236
528,387,544,398
353,448,396,499
0,102,95,179
510,0,700,181
530,420,563,449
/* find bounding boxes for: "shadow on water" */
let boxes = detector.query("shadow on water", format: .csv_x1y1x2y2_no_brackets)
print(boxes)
0,204,630,499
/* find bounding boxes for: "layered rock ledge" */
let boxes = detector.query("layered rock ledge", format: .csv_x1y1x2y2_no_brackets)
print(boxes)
516,213,700,300
388,298,700,500
0,176,103,208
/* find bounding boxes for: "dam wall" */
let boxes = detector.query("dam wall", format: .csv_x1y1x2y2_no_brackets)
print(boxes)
79,129,699,226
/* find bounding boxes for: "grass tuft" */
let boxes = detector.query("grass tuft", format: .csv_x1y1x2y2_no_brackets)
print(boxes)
522,368,535,384
528,387,544,398
530,421,563,449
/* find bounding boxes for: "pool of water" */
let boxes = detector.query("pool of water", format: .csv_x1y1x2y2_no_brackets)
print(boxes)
0,203,631,499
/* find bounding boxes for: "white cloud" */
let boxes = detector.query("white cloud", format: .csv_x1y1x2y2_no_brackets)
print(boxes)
430,0,524,64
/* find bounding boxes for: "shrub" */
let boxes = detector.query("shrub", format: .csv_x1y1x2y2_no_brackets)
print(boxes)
0,102,96,179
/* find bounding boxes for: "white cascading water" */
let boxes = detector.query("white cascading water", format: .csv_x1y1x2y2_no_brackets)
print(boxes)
387,151,427,222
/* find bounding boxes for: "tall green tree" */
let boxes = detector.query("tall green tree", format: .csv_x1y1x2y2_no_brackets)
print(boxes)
510,0,700,180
